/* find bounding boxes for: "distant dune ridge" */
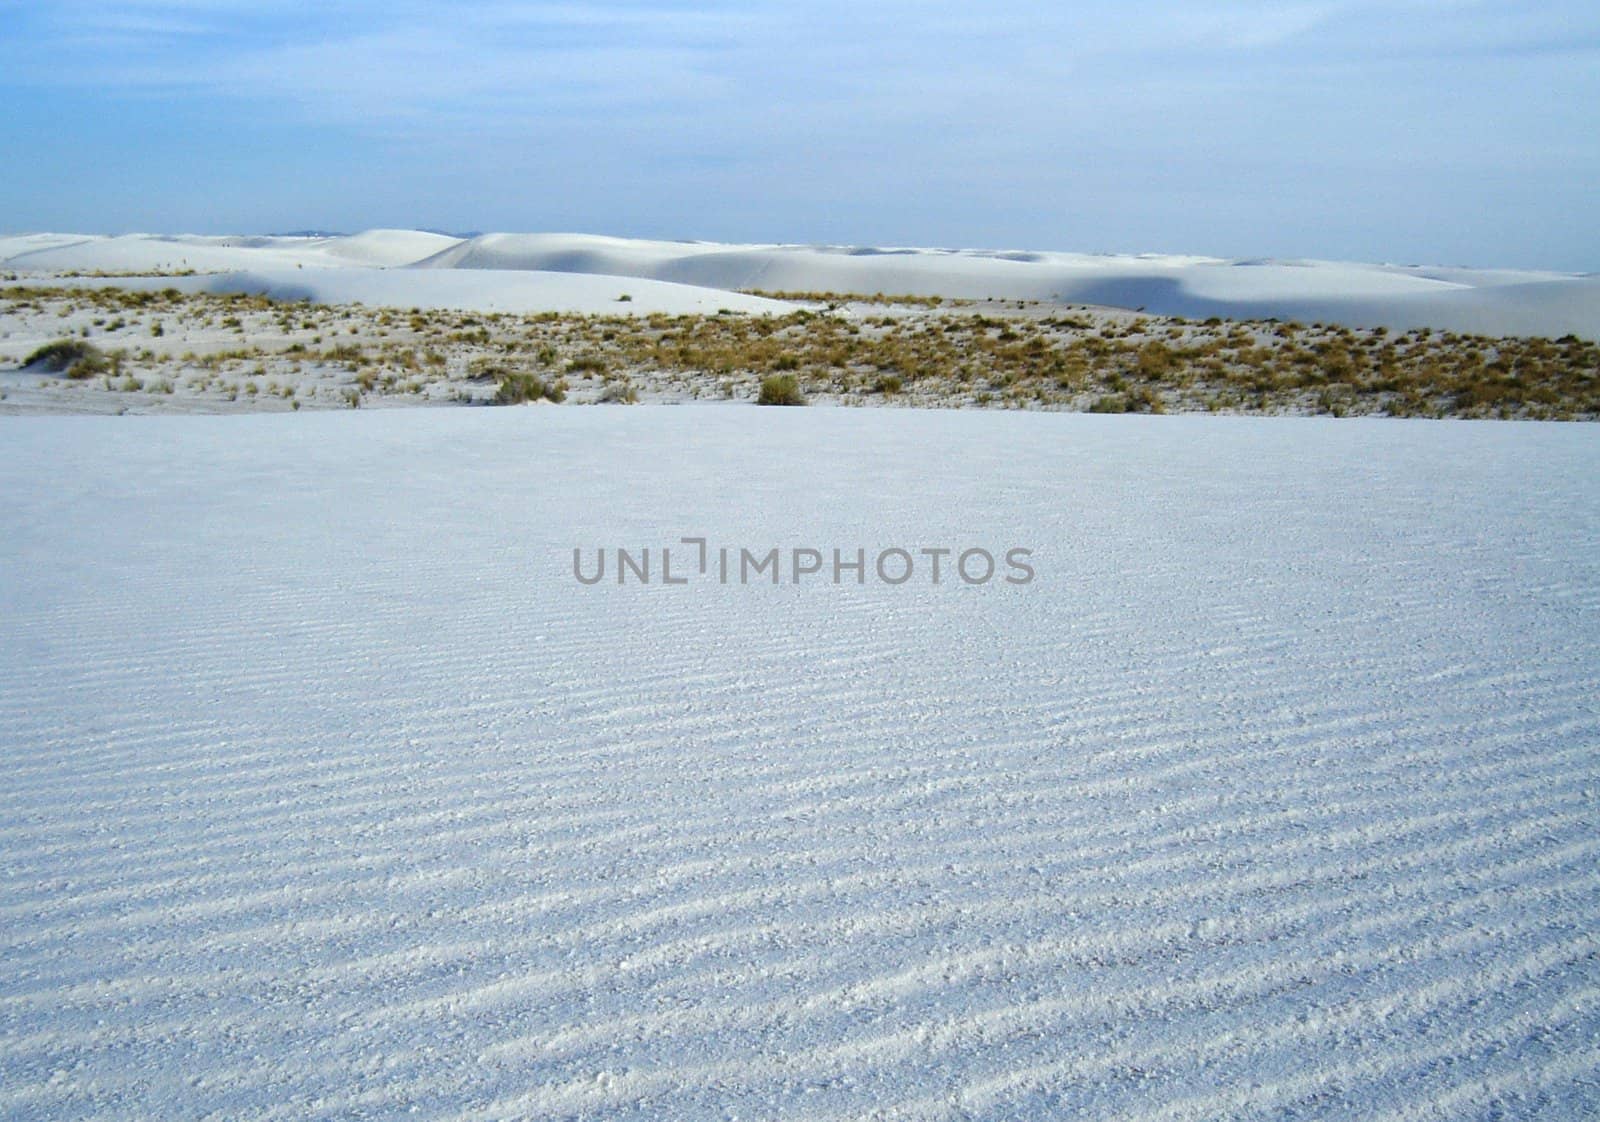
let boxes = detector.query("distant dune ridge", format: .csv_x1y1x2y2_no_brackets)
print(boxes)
2,230,1596,337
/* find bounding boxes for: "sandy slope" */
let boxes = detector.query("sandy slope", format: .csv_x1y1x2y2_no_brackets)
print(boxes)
3,230,1597,336
2,407,1597,1120
416,234,1600,338
0,230,463,273
26,267,790,317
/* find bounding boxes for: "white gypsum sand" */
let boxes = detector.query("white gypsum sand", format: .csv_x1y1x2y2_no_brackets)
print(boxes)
3,231,1597,338
0,266,790,318
1,406,1597,1120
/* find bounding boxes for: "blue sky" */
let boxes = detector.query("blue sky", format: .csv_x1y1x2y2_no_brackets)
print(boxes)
2,1,1596,269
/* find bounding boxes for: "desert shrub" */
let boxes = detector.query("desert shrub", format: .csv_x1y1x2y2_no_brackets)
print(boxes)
495,371,542,404
1124,386,1164,413
466,356,506,383
1135,341,1174,379
495,371,565,405
1088,388,1164,416
757,373,806,406
23,339,108,379
876,374,903,395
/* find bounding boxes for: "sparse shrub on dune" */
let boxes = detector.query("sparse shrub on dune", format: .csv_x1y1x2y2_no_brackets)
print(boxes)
23,339,108,379
494,371,566,405
757,373,806,406
1125,386,1165,413
3,283,1596,419
1135,341,1175,379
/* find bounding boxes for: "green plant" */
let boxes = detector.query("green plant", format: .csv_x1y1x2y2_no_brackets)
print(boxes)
757,373,805,406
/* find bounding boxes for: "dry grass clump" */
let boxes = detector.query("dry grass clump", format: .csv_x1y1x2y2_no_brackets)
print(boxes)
741,289,963,308
757,373,806,406
493,370,566,405
598,379,639,404
23,339,108,378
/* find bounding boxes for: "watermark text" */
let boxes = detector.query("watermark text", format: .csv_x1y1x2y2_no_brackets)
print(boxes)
571,539,1035,587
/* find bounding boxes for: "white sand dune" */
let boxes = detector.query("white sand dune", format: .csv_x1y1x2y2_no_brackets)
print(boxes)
2,407,1597,1119
186,266,790,316
416,234,1600,338
23,267,790,317
317,229,466,267
4,230,1596,336
0,230,463,274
